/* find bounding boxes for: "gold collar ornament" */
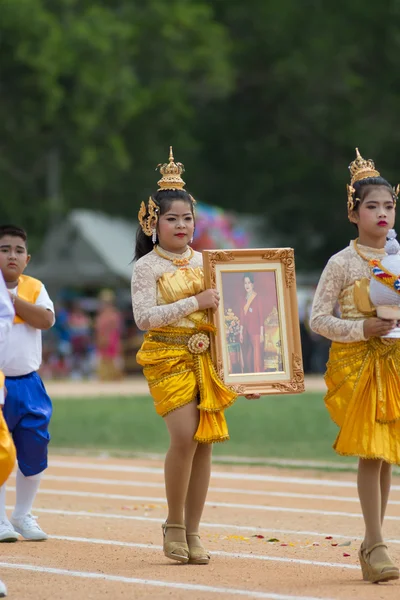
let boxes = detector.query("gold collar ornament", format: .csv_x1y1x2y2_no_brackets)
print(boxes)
352,238,385,262
154,244,194,267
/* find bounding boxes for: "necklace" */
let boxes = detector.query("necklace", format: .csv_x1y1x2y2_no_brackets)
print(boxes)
154,245,194,267
353,239,385,262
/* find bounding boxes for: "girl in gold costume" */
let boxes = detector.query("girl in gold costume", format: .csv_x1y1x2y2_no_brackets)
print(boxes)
131,148,238,565
311,149,400,584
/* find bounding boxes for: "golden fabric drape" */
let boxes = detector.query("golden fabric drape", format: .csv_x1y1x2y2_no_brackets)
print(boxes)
325,338,400,463
0,410,15,486
137,327,236,443
157,268,207,325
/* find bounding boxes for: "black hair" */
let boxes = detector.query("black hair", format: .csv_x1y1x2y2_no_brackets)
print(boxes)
243,272,255,284
0,224,27,244
134,189,195,261
352,176,396,207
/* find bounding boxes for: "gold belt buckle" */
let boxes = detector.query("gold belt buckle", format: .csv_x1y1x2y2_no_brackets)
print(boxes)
188,332,209,354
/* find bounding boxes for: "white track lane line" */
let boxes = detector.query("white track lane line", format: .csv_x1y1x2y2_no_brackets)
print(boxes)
31,474,400,504
8,487,400,519
0,562,334,600
48,460,400,490
6,506,400,544
49,534,359,570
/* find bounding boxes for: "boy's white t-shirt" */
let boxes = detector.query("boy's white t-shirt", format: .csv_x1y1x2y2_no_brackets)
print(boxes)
0,283,55,377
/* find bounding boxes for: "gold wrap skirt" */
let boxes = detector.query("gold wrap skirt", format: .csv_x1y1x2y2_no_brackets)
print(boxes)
136,327,237,443
325,338,400,463
0,410,15,486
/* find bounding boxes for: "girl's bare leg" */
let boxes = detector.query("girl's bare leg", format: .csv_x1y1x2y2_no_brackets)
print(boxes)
185,442,212,537
163,401,199,545
357,458,390,564
380,461,392,524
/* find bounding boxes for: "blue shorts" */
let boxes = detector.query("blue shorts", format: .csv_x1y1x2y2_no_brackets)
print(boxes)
4,372,52,477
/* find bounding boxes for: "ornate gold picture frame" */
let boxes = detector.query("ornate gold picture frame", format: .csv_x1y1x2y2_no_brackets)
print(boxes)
202,248,305,396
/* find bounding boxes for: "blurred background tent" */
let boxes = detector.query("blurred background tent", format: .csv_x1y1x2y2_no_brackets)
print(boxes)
28,204,265,294
27,210,136,291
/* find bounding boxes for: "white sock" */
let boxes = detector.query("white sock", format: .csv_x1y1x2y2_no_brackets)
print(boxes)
0,484,7,521
11,469,42,521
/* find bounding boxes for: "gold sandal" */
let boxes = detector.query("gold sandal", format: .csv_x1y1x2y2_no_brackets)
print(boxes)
186,532,211,565
359,542,399,583
161,523,189,564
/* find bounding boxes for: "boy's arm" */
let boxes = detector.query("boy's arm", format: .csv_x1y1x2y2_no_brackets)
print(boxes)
12,284,55,331
310,257,366,343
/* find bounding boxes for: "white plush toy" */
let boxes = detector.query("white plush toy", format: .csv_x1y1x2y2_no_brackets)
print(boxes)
370,229,400,337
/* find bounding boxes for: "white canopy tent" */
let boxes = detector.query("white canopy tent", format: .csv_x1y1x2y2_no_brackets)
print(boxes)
28,210,136,288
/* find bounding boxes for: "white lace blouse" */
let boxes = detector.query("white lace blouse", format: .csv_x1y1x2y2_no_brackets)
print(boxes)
131,247,202,331
310,241,386,343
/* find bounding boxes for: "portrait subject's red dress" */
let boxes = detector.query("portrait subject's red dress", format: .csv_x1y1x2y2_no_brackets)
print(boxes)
240,293,264,373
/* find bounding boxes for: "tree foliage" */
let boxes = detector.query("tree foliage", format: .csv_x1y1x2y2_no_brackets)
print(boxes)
2,0,400,266
0,0,232,245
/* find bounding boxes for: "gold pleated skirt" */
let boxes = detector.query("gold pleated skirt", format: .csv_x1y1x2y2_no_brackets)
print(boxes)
0,409,16,486
136,327,237,443
325,338,400,463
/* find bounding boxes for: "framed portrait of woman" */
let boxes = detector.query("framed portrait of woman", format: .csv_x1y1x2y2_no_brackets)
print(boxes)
202,248,304,396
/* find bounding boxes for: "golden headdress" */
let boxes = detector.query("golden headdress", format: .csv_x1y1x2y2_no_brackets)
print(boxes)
347,148,380,213
138,197,159,237
347,148,399,214
138,147,196,238
157,146,186,191
349,148,380,185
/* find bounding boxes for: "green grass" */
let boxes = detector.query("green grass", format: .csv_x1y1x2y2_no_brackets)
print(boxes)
49,392,352,463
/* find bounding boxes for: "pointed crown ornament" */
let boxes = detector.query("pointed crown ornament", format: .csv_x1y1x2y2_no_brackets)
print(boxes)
346,148,399,213
138,147,196,237
347,148,380,213
157,146,186,191
349,148,380,185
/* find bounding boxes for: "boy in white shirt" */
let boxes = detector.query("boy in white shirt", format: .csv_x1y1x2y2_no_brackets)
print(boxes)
0,225,55,543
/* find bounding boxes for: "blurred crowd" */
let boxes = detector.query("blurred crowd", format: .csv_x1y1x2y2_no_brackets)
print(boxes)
40,289,143,381
40,285,330,381
298,288,334,375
